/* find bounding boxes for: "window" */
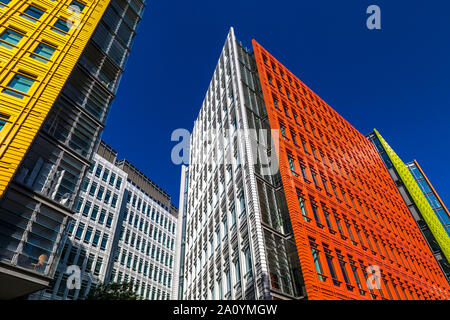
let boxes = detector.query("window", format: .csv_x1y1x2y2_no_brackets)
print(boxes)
310,169,319,187
333,212,345,237
21,5,45,22
100,234,108,250
0,0,11,8
83,226,92,243
92,230,101,247
81,178,89,191
324,248,338,284
280,123,287,137
109,173,116,186
111,194,118,208
85,254,94,272
94,257,103,276
0,114,9,131
300,163,308,181
102,169,109,182
309,241,325,281
97,186,104,200
215,229,220,248
323,207,333,230
287,155,296,172
106,213,113,228
67,221,75,235
75,223,85,240
349,259,364,293
311,202,322,225
0,29,24,49
82,201,91,217
52,19,71,35
336,252,351,286
89,182,97,196
104,190,111,204
297,191,308,221
239,193,246,218
3,72,35,98
90,205,99,221
98,209,106,225
95,165,103,178
244,246,253,280
234,258,241,284
70,0,85,11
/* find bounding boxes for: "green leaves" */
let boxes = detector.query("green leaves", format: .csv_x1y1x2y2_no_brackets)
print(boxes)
84,282,142,300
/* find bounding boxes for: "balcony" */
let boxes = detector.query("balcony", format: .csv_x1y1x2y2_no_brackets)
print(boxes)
0,261,52,299
0,185,69,299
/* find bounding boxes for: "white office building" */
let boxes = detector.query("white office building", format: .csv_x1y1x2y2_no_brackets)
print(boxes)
30,141,177,300
174,28,303,300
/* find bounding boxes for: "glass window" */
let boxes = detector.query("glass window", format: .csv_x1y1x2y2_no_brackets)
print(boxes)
94,257,103,276
350,263,363,291
418,180,432,194
244,246,252,280
100,234,108,250
288,155,296,171
21,5,45,22
89,182,97,196
111,194,118,208
325,252,337,281
52,19,71,35
81,178,89,191
0,0,11,7
0,29,23,49
104,190,111,204
109,173,116,185
3,73,35,98
92,230,101,247
337,254,350,285
102,169,109,181
0,114,9,131
95,165,103,177
97,186,104,200
234,258,241,284
106,213,113,228
67,220,75,235
75,223,85,240
311,203,321,224
410,167,424,180
90,205,99,221
70,0,85,11
99,209,106,224
82,201,91,216
84,226,92,243
297,192,308,220
310,243,325,281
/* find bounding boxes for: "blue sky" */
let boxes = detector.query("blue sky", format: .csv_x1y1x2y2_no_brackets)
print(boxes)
102,0,450,207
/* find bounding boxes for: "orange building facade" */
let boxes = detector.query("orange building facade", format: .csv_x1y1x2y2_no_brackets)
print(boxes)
252,40,450,300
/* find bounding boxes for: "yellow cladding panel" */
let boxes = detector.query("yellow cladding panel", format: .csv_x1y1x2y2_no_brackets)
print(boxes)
0,0,110,199
374,129,450,263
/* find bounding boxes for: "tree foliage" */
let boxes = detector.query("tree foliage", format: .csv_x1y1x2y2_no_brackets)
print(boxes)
84,282,140,300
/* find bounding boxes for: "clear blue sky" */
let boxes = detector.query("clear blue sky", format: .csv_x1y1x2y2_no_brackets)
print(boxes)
102,0,450,207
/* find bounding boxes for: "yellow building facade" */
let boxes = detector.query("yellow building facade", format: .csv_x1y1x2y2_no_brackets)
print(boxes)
0,0,110,199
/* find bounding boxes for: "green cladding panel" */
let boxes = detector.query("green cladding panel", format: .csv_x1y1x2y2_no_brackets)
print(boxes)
374,129,450,263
